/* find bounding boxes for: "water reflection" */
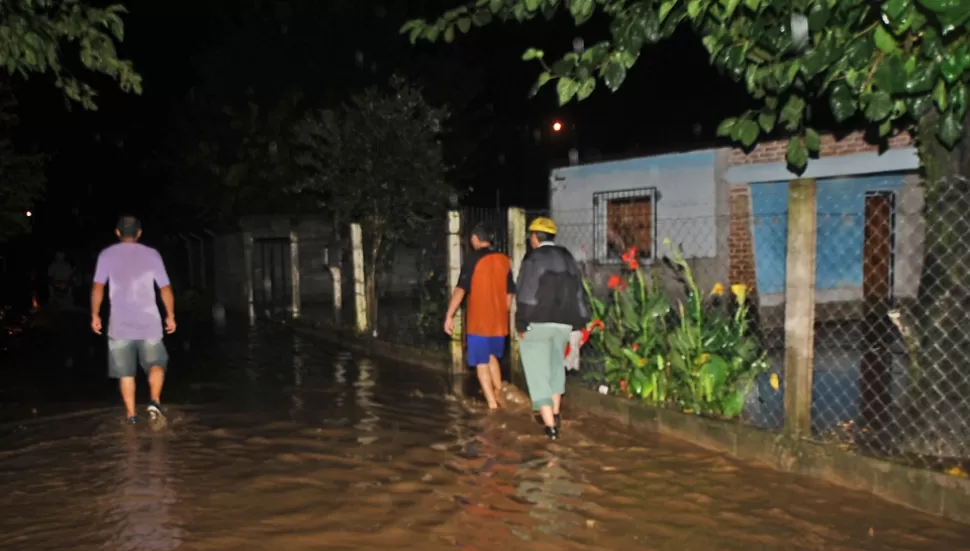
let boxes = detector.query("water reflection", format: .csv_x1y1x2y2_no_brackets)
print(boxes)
102,428,183,551
354,357,379,438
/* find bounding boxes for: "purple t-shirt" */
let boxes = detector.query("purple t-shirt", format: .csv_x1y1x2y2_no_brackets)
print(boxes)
94,243,171,341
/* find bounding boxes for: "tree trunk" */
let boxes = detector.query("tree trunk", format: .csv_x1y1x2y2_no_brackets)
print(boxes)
905,112,970,460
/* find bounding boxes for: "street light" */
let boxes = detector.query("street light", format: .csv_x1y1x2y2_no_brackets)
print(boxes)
25,210,31,217
552,121,562,132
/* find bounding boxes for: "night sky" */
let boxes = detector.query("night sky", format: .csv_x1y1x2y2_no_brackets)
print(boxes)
9,0,752,254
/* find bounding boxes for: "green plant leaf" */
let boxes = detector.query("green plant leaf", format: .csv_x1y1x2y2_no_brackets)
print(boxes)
721,389,746,418
715,117,737,137
786,138,809,170
862,90,893,120
576,77,597,100
873,25,898,53
601,57,628,91
804,127,820,153
522,47,544,60
938,109,964,148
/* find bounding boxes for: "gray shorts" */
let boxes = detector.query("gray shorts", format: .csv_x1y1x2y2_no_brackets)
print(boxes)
108,338,169,379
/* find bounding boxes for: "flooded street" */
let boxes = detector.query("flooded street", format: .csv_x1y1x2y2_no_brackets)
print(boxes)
2,324,969,551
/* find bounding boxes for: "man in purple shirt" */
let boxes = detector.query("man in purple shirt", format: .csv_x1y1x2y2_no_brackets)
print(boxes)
91,216,176,424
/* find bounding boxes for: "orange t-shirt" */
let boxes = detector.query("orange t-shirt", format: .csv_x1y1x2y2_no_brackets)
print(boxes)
457,249,515,337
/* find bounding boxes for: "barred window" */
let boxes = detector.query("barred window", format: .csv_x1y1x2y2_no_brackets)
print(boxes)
593,187,657,264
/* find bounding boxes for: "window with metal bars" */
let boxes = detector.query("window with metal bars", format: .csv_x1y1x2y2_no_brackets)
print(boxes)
593,187,657,264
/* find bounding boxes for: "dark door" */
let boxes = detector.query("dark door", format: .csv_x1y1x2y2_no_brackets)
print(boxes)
252,238,292,319
859,191,896,452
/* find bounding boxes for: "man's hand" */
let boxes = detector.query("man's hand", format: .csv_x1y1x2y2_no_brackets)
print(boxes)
91,315,102,335
443,315,454,336
165,315,177,335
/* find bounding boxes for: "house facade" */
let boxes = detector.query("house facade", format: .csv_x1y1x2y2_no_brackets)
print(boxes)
549,132,921,326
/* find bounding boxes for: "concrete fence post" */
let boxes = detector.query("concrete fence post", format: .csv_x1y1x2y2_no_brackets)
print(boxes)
351,223,368,334
784,178,818,437
447,210,463,376
289,230,301,320
508,207,527,388
243,232,255,326
329,266,342,323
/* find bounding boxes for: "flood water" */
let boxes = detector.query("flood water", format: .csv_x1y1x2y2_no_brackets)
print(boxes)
2,323,969,551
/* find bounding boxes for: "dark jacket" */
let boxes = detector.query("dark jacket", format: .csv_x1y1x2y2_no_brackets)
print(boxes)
514,243,590,333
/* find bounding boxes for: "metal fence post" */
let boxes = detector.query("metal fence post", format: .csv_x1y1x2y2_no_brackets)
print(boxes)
447,210,464,376
784,178,817,436
508,207,527,388
289,230,301,320
243,232,255,326
351,223,368,334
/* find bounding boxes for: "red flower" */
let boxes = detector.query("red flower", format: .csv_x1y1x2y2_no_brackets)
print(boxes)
621,247,639,270
590,320,605,332
620,379,628,392
631,344,639,351
608,274,625,289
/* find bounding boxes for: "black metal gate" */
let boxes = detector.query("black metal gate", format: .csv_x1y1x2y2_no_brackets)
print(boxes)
252,238,292,319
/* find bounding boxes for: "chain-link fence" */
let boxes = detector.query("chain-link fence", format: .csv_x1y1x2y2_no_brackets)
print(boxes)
808,178,970,475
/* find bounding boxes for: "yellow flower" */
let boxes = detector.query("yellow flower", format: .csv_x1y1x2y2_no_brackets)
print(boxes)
946,466,968,478
731,283,748,303
769,373,780,391
698,353,711,364
710,282,724,297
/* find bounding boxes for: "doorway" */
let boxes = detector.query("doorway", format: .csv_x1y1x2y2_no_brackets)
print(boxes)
252,238,292,319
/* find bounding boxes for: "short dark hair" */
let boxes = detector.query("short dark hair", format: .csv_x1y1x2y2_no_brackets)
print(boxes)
471,222,495,244
116,215,142,238
533,231,554,243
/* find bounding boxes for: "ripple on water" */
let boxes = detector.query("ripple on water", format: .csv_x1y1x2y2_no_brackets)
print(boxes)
2,335,970,551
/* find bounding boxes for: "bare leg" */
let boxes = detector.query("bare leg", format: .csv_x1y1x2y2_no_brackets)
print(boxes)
476,365,499,409
119,377,136,418
552,393,562,415
538,404,556,427
148,366,165,403
488,354,503,396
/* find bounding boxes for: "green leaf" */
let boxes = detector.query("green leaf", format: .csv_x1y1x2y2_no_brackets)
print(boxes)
489,0,504,13
873,25,898,53
576,77,597,100
472,9,493,26
721,389,746,418
779,94,805,131
950,82,968,118
829,82,857,122
872,55,904,93
444,25,456,43
659,0,676,22
807,2,830,31
601,57,628,91
687,0,704,18
743,0,760,9
525,0,540,10
940,54,965,84
522,47,544,61
879,119,892,137
721,0,741,19
862,90,894,120
937,109,964,149
529,72,552,97
556,76,581,104
457,17,472,33
786,138,809,170
934,79,949,110
757,110,776,132
905,95,934,117
804,127,820,153
904,62,939,93
568,0,594,22
715,117,737,137
734,119,760,147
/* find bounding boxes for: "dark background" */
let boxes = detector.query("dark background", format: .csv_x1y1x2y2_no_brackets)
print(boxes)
3,0,752,281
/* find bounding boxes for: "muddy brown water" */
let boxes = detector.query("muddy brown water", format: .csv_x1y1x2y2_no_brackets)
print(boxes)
1,327,969,551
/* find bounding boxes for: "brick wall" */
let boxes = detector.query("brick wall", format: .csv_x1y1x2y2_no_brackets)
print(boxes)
728,187,758,293
728,131,913,166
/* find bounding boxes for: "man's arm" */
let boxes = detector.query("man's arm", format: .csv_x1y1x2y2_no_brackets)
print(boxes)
446,256,475,321
90,283,105,316
153,251,176,332
514,252,542,334
159,285,175,319
506,262,516,309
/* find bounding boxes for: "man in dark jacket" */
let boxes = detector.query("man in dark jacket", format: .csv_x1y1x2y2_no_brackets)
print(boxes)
515,216,590,440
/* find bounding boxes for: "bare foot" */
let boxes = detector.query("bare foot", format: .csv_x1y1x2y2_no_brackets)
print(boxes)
486,402,500,410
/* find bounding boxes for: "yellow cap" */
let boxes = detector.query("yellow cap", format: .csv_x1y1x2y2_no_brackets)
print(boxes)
528,216,557,235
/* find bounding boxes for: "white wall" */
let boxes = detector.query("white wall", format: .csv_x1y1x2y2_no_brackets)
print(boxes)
549,149,720,262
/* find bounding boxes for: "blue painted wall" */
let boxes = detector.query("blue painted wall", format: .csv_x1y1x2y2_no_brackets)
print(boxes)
749,174,905,294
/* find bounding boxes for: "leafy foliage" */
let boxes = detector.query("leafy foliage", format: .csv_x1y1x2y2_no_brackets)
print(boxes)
583,242,769,419
405,0,970,170
289,76,454,326
0,0,141,109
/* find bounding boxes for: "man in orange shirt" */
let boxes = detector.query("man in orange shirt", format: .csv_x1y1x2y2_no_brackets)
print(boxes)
444,223,515,409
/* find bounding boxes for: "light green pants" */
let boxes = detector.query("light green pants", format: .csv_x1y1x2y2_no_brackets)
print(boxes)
519,322,572,411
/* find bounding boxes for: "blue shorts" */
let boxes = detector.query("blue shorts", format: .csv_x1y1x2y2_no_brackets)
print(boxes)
108,338,169,379
467,335,505,367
